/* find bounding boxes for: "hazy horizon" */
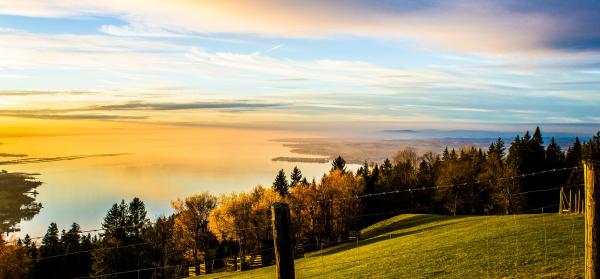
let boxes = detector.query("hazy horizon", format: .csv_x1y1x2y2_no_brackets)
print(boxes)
0,0,599,264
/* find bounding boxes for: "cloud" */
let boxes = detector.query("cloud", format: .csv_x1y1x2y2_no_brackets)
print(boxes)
0,1,598,53
185,47,453,86
0,74,28,79
0,153,128,166
98,23,245,44
265,44,283,53
0,100,285,121
0,112,147,120
0,90,98,96
90,101,285,111
99,24,189,38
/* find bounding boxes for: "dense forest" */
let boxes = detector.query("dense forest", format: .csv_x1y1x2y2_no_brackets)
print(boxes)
1,127,600,278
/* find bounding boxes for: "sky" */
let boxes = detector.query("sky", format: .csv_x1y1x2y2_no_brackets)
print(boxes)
0,0,599,130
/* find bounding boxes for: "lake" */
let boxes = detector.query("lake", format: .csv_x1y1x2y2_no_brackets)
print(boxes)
0,120,333,238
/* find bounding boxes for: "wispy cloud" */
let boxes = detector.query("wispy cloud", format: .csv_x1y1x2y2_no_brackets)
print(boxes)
0,90,98,96
0,100,285,120
0,2,598,126
91,101,285,111
99,24,190,38
1,1,598,53
0,112,147,120
98,23,245,44
265,44,283,53
0,153,128,166
0,74,28,79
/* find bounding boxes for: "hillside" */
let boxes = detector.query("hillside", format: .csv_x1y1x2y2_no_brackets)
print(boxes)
203,213,585,278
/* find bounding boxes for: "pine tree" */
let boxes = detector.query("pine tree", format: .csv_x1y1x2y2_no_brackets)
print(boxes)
290,166,303,188
39,222,63,279
62,223,81,253
40,223,61,256
358,162,373,194
532,127,543,145
583,132,600,161
381,159,393,176
301,177,309,185
272,169,289,196
331,156,346,173
545,137,564,169
22,234,32,256
491,138,505,157
92,198,150,277
442,147,450,161
566,137,582,167
566,137,583,186
79,234,94,277
371,164,380,185
128,197,149,239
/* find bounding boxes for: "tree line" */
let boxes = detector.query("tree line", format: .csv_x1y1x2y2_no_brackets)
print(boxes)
1,127,599,278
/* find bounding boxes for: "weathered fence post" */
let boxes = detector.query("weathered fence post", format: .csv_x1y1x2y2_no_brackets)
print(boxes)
560,187,564,213
271,202,295,279
584,161,599,279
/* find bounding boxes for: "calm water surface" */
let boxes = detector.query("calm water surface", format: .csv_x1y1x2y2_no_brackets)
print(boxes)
0,122,332,238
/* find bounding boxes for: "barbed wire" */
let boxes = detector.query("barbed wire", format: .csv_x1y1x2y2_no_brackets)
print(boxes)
15,164,590,278
27,208,273,241
37,199,581,278
22,165,580,242
310,166,580,205
74,246,276,279
35,224,272,262
295,202,576,274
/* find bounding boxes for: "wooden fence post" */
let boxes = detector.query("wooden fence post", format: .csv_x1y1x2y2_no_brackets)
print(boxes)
585,161,599,279
560,187,564,214
272,202,295,279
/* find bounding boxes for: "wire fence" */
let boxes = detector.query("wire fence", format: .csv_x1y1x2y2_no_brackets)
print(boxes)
21,164,592,278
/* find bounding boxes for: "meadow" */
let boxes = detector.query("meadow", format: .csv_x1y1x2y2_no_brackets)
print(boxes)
203,213,584,278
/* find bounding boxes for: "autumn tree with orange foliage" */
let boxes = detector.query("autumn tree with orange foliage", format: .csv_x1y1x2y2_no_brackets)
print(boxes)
289,170,363,246
208,185,280,267
0,236,30,278
172,192,217,275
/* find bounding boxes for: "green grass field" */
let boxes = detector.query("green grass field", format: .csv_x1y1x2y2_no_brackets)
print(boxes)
202,213,585,278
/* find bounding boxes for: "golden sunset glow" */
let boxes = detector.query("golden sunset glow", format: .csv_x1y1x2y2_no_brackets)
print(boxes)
0,2,598,278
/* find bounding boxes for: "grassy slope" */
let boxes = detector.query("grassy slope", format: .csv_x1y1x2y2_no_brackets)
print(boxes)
203,214,585,279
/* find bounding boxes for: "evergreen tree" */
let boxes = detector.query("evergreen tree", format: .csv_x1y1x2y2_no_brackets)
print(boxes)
488,138,505,157
61,223,81,253
380,159,393,176
38,223,63,279
532,127,543,145
300,177,309,186
59,223,86,278
78,234,94,277
40,223,61,256
272,169,289,196
371,164,380,186
357,162,373,193
128,197,150,239
583,132,600,161
530,127,546,167
442,147,450,161
289,166,303,188
417,157,437,213
566,137,583,167
143,216,185,278
22,234,33,256
331,156,347,173
545,137,565,169
92,198,150,278
566,137,583,186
